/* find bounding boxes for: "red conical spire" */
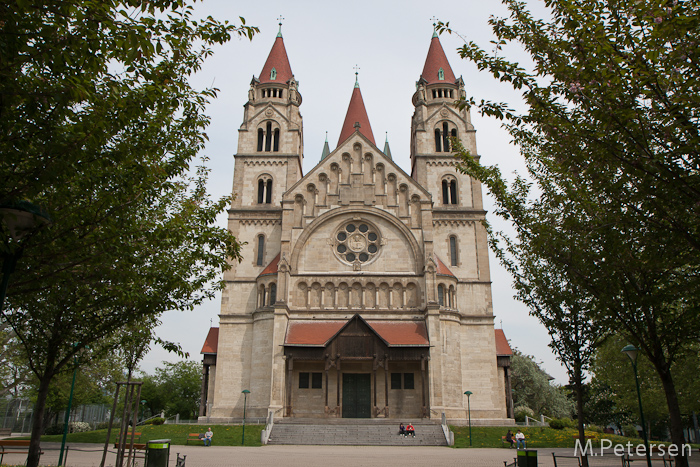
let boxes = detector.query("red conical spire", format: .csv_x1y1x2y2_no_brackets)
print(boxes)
420,32,456,84
259,31,293,84
337,75,375,146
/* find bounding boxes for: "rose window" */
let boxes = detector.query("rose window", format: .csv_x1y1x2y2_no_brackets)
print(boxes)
334,222,381,264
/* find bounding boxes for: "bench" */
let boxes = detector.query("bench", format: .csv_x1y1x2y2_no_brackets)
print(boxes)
186,433,203,445
0,440,44,465
116,432,142,442
114,442,147,450
501,436,514,447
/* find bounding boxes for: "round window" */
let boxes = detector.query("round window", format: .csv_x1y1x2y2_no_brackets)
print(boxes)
333,220,381,265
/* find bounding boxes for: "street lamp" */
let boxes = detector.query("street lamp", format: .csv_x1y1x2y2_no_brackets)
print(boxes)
0,200,51,312
141,400,147,422
241,389,250,446
464,391,473,447
622,344,652,467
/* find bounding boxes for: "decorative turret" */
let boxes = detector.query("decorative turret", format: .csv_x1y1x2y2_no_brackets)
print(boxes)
337,72,375,147
383,132,393,160
321,132,330,160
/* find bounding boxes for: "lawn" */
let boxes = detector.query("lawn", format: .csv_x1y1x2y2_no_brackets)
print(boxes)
451,426,674,449
22,424,264,447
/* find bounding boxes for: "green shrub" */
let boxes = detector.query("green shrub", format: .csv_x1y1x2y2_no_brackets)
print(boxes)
70,422,91,433
587,424,603,433
549,418,576,430
145,417,165,425
514,406,534,423
44,424,64,435
622,424,639,438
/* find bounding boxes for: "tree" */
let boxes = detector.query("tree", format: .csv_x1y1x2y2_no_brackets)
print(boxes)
510,349,573,419
0,2,256,465
440,1,700,464
0,321,31,397
145,360,202,420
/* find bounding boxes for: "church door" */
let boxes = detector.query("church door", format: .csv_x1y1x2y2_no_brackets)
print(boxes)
342,373,371,418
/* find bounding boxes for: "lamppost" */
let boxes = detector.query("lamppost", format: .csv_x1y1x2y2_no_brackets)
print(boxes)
0,201,51,312
141,400,147,422
464,391,473,447
622,344,652,467
58,344,80,466
241,389,250,446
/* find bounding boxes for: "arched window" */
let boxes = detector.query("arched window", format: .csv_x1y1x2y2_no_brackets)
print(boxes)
265,122,272,152
260,286,266,308
442,122,450,152
265,179,272,204
256,235,265,266
450,236,458,266
437,284,444,306
449,285,455,308
269,283,277,306
273,128,280,152
271,68,277,80
435,129,442,152
258,179,265,203
438,68,445,80
442,178,457,205
257,128,264,152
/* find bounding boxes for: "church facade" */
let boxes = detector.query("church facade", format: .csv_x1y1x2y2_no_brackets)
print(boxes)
199,29,514,423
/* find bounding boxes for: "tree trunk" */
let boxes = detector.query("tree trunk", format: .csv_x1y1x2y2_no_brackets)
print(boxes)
26,370,54,467
657,366,688,467
574,359,589,467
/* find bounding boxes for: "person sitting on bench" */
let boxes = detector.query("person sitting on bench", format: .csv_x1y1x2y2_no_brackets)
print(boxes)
399,423,407,437
505,429,515,448
202,428,213,446
406,423,415,437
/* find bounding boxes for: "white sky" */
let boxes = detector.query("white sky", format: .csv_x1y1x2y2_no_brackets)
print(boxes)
140,0,570,385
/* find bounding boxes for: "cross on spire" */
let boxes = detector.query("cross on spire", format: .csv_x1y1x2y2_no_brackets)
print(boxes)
353,64,360,87
276,15,285,37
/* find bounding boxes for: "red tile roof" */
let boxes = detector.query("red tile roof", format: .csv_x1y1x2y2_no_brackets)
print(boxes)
259,253,280,277
366,321,430,347
259,36,293,84
495,329,513,356
434,254,456,277
421,34,456,85
285,320,347,346
201,327,219,354
337,85,375,146
284,318,430,347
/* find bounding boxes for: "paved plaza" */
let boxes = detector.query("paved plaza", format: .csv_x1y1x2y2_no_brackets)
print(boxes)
2,443,697,467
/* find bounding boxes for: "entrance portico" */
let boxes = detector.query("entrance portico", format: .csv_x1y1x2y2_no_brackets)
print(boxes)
283,315,429,419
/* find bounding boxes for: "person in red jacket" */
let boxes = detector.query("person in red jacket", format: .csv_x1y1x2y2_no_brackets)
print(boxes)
406,423,415,437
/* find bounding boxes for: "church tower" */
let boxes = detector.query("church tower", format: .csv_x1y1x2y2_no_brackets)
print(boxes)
213,27,303,419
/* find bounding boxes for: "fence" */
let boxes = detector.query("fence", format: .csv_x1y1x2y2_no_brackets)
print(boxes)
1,398,112,433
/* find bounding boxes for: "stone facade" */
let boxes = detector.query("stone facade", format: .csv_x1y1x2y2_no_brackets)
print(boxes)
199,31,513,424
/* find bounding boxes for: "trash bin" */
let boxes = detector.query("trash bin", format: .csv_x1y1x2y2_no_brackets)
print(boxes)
517,449,537,467
145,439,171,467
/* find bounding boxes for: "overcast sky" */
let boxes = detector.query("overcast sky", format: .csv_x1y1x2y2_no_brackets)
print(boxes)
139,0,570,385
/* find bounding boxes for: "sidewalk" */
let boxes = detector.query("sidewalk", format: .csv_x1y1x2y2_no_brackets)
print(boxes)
3,444,697,467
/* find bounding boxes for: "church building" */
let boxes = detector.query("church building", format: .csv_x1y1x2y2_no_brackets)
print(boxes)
199,27,514,423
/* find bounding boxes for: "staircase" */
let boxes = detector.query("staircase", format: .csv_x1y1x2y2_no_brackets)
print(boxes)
267,418,448,446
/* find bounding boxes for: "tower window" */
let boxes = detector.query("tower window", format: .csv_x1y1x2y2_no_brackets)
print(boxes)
257,128,264,152
271,67,277,80
438,68,445,80
273,128,280,152
438,284,444,306
442,122,450,152
435,129,442,152
450,180,457,204
450,236,458,266
258,177,272,204
269,283,277,305
256,235,265,266
442,178,457,205
265,122,272,152
442,180,449,204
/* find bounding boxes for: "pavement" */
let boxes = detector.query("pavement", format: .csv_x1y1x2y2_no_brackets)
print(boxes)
2,443,698,467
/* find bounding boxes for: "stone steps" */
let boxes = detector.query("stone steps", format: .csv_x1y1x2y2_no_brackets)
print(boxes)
267,421,447,446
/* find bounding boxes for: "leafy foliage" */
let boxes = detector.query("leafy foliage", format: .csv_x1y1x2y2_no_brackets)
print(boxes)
440,1,700,463
0,2,256,465
511,350,573,418
139,360,202,420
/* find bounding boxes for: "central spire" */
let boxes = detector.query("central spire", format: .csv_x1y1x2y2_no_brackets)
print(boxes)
337,70,375,147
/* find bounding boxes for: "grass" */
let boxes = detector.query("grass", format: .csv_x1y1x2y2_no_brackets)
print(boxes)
13,424,264,447
450,426,700,450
